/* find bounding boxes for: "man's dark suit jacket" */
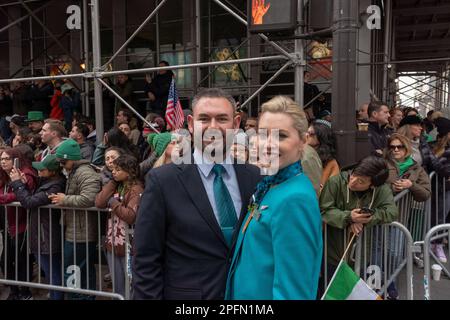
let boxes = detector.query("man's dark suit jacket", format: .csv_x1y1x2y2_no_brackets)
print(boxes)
132,162,261,300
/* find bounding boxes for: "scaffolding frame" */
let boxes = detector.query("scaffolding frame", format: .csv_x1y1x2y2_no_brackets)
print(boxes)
1,0,448,164
0,0,309,142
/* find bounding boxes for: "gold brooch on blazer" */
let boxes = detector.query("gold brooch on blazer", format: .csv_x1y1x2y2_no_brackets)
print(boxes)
242,205,269,234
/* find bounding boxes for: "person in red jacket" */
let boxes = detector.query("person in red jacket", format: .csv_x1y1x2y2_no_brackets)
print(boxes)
0,147,37,299
49,81,64,121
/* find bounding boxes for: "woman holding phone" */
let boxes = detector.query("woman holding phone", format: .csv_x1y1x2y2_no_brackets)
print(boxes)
384,133,431,202
0,147,37,299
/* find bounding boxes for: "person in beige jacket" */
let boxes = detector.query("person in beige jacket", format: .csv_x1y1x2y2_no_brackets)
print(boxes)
301,143,323,196
49,138,101,300
384,133,431,202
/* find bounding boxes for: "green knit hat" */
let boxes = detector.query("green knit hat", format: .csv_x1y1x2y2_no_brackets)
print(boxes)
32,154,60,171
55,139,81,161
147,132,172,157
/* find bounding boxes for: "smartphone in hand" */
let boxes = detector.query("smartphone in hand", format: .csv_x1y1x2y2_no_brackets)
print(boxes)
360,207,375,215
13,158,19,169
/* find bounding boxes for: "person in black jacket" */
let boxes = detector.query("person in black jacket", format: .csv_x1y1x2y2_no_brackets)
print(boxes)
146,61,174,117
303,71,321,119
30,72,54,116
0,86,14,142
9,154,66,300
367,101,392,155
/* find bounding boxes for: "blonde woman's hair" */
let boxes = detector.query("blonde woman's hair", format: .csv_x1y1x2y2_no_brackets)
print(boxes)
152,153,167,169
431,111,443,122
260,96,308,138
385,133,412,159
396,125,413,140
433,134,450,158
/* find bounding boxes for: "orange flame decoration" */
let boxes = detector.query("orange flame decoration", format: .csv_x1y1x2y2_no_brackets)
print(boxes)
252,0,270,25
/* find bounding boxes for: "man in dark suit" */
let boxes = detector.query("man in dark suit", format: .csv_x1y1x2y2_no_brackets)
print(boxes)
132,88,261,300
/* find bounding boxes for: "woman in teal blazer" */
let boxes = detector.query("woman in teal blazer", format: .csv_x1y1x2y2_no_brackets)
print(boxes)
226,96,323,300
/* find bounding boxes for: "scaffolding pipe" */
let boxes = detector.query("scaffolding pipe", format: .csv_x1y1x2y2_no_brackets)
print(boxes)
304,84,332,109
98,78,160,133
294,0,304,104
102,0,168,69
0,72,86,84
195,0,201,90
9,30,70,79
155,0,160,61
382,0,392,102
398,89,436,108
0,55,287,84
212,0,292,59
19,0,83,66
409,75,450,97
83,0,90,116
398,78,438,102
99,55,288,77
399,90,436,106
0,0,43,7
270,27,333,40
359,57,450,66
0,0,52,34
197,38,249,87
91,0,104,144
29,15,34,75
240,61,293,109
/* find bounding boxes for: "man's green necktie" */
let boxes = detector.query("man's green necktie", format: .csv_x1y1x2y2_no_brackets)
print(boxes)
212,164,237,245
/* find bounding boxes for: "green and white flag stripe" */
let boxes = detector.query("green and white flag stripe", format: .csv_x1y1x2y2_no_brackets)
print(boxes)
322,260,381,300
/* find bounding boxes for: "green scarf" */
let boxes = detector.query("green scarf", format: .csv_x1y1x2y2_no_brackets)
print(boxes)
397,156,414,177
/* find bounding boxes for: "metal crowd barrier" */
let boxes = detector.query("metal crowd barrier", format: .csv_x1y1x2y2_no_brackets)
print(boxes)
423,224,450,300
321,185,420,300
354,222,413,300
409,172,450,270
0,203,133,300
322,221,414,300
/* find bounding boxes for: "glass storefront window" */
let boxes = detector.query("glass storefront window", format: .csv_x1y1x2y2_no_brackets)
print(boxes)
160,44,192,89
210,40,248,87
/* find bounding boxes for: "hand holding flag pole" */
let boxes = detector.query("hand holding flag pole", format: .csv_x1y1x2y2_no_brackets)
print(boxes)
321,229,382,300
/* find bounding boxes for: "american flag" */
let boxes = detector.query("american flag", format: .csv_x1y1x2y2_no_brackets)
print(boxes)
165,78,184,130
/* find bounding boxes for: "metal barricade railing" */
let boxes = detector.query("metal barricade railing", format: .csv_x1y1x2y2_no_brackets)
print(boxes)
0,202,132,300
355,222,414,300
322,221,414,300
423,224,450,300
321,186,419,300
409,171,450,270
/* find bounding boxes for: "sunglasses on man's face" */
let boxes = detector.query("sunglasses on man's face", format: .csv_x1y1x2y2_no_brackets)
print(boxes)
389,144,405,151
57,159,68,165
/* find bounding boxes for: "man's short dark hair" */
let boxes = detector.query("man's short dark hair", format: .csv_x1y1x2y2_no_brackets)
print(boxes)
192,88,236,111
75,123,89,139
159,60,169,67
353,155,389,187
79,117,95,129
368,101,388,118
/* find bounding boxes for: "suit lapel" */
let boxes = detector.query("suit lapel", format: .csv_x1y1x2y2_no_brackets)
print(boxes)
178,164,228,248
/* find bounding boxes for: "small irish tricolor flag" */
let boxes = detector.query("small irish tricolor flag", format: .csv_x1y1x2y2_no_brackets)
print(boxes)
322,260,382,300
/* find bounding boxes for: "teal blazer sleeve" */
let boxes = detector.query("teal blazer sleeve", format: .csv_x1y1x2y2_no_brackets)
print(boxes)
270,191,323,299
